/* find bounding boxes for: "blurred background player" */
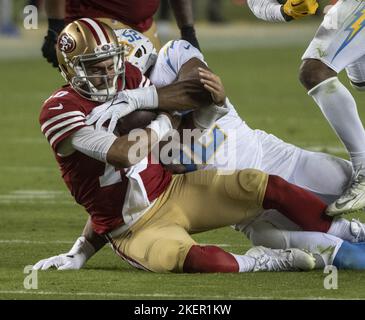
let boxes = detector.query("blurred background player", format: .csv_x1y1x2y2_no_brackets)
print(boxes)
159,0,226,24
245,0,365,217
0,0,19,36
41,0,200,68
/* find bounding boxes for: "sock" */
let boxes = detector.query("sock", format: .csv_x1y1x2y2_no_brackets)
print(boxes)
309,77,365,173
286,231,343,266
263,175,333,232
183,245,239,273
231,254,256,272
333,241,365,269
246,220,342,266
327,218,356,242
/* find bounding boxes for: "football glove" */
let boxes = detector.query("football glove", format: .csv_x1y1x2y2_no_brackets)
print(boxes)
41,18,65,68
33,236,95,271
193,101,229,129
86,86,158,133
283,0,318,20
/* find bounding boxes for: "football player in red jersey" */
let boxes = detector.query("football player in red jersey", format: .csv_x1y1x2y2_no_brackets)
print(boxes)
35,19,343,273
42,0,200,68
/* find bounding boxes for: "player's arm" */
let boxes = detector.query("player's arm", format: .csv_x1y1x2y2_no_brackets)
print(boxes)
42,0,66,67
169,0,200,50
246,0,318,22
86,58,215,131
33,217,105,271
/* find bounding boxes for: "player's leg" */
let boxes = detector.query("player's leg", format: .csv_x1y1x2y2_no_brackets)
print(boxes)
346,54,365,92
107,197,314,273
299,0,365,215
286,149,353,204
244,217,365,269
161,169,333,233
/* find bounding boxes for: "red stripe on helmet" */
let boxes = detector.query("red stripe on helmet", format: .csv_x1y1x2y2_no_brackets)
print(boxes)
94,19,111,43
79,19,101,45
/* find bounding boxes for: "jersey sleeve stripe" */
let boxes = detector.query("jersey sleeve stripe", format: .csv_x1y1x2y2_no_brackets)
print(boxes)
41,111,85,132
139,76,151,88
49,122,86,148
44,116,86,139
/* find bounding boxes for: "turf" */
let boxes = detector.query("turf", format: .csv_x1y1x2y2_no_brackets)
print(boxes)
1,43,365,300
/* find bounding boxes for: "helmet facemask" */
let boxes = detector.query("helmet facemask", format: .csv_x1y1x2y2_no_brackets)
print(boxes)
70,43,125,103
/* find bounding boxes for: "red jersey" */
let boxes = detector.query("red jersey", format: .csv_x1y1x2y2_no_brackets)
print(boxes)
39,62,171,234
66,0,160,32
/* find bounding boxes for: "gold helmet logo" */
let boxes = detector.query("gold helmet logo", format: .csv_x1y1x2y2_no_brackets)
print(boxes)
58,33,76,53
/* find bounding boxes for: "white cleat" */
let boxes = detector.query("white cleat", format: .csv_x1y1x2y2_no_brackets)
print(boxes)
245,246,316,272
350,219,365,243
326,173,365,216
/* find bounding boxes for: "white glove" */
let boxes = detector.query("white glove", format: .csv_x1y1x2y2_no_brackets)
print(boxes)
86,86,159,133
33,236,95,271
193,99,229,129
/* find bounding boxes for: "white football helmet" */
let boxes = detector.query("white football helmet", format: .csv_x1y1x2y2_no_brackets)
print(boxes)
114,28,157,74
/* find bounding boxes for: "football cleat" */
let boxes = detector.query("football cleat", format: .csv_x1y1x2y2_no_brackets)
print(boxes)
350,219,365,243
326,173,365,216
246,246,316,272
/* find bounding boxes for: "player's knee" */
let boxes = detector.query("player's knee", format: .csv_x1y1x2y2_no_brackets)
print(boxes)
224,169,267,203
299,59,337,90
350,80,365,91
245,221,289,249
148,239,188,273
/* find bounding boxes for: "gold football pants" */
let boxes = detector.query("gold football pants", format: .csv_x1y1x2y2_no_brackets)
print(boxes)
109,169,268,273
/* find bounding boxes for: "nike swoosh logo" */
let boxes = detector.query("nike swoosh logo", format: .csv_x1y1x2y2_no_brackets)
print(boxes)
292,1,304,6
184,45,191,50
334,195,357,209
49,103,64,110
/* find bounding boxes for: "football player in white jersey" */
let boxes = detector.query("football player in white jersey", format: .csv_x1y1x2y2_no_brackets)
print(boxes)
246,0,365,216
33,29,365,271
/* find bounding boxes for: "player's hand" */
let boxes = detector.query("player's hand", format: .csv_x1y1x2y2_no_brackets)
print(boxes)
283,0,319,20
86,93,138,133
198,68,226,106
32,236,95,271
33,253,86,271
41,19,65,68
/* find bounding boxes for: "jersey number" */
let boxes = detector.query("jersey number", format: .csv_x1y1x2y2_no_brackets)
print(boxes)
99,164,122,188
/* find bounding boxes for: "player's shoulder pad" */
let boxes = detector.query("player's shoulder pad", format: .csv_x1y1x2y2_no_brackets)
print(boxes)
125,61,143,89
160,39,206,75
39,87,86,127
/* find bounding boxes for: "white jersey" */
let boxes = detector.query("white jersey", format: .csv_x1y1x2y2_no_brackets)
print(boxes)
303,0,365,81
246,0,365,83
150,40,301,179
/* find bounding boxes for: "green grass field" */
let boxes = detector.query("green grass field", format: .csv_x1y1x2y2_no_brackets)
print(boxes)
1,26,365,300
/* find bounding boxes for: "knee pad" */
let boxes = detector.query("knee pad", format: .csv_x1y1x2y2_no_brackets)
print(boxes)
224,169,268,203
245,220,289,249
148,239,188,273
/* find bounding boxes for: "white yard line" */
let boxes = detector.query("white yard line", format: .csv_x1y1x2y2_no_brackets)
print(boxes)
0,290,357,300
0,240,74,244
0,190,73,205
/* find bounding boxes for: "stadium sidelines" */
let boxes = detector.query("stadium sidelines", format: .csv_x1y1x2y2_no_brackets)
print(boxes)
0,22,318,59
